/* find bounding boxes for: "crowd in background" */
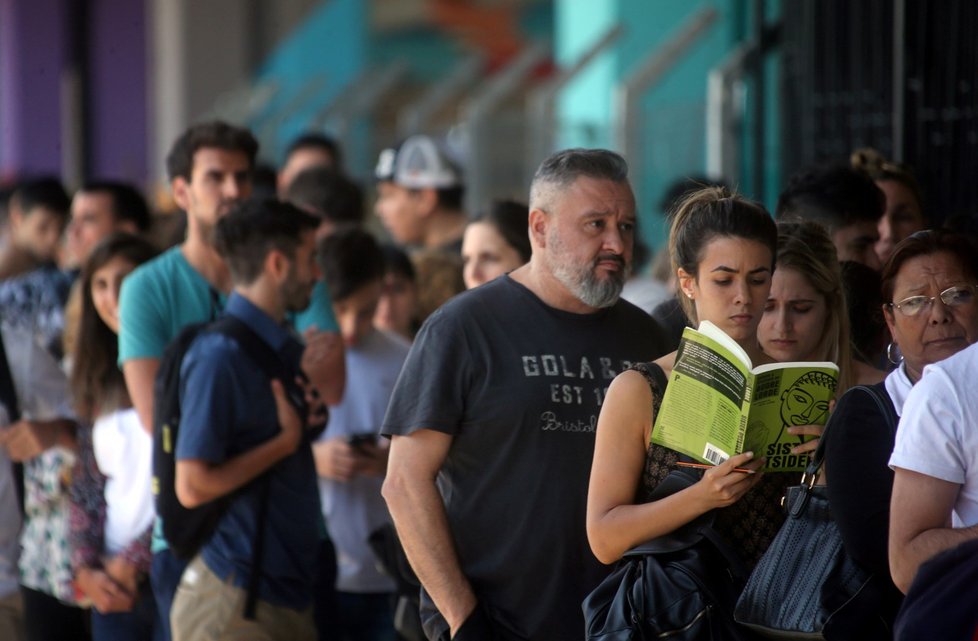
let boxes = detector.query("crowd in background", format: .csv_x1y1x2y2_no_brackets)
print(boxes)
0,118,976,641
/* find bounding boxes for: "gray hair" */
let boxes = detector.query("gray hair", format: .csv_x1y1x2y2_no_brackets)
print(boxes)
529,148,629,211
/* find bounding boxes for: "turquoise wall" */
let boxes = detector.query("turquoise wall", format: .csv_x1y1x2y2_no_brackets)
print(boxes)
254,0,368,165
556,0,780,252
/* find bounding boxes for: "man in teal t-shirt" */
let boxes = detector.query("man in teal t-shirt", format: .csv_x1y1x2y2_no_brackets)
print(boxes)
118,121,344,641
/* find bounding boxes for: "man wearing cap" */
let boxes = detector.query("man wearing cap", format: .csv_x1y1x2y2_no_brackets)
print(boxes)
381,148,666,641
374,135,468,254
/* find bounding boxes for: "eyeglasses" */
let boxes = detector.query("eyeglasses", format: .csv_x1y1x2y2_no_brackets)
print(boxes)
889,284,978,317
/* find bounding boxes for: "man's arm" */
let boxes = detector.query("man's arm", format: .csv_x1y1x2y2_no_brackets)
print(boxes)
175,380,301,508
301,328,345,405
888,468,978,592
382,429,476,637
123,358,159,436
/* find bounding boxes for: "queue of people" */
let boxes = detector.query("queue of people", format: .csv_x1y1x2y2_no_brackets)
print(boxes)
0,120,976,641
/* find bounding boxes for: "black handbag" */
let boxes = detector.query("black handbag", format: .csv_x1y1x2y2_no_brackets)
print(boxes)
583,467,752,641
733,386,892,640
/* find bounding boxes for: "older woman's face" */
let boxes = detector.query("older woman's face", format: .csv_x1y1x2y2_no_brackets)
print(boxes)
885,251,978,381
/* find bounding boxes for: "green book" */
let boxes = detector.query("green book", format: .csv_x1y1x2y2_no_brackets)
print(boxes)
651,320,839,472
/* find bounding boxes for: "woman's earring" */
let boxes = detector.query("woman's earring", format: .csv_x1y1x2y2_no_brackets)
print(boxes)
886,342,903,365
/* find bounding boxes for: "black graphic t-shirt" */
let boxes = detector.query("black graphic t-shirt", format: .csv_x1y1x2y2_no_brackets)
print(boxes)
382,276,664,641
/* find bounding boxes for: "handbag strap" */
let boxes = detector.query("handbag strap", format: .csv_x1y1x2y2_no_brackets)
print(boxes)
804,383,896,479
858,383,898,433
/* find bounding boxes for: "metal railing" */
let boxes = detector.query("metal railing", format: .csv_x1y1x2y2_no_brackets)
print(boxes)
398,54,485,138
525,24,623,179
460,40,550,215
314,61,410,178
706,42,752,183
612,7,718,203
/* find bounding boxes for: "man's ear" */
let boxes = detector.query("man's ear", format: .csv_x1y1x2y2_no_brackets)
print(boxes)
528,208,548,248
171,177,191,212
266,248,290,282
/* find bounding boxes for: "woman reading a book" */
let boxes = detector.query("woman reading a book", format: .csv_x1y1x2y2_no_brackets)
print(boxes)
824,229,978,631
758,220,885,394
587,186,813,573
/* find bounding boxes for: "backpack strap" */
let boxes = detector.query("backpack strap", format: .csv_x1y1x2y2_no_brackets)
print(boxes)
207,315,304,620
0,331,24,514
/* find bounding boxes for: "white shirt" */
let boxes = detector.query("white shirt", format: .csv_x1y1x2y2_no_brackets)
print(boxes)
883,362,914,416
889,342,978,527
621,277,672,315
93,408,154,555
319,329,409,593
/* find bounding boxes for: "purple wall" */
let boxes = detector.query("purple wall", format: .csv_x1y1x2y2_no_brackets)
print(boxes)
0,0,67,179
88,0,147,182
0,0,148,184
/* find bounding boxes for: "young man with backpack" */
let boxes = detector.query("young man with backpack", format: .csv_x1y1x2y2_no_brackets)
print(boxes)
118,121,345,641
168,197,326,641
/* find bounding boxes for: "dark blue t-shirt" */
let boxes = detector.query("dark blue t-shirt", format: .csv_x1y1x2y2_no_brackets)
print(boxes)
382,275,666,640
176,293,320,609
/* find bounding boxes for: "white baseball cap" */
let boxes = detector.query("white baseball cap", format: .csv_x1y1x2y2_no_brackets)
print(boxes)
375,135,462,189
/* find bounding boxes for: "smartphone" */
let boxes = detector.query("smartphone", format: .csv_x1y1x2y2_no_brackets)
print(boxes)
347,433,376,452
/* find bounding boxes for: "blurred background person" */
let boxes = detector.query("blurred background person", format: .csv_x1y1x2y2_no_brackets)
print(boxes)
460,199,529,290
373,245,419,343
411,250,465,330
314,227,409,641
0,178,69,280
851,148,927,265
278,132,344,197
373,135,467,255
64,182,153,273
69,234,161,641
286,166,365,240
777,163,887,271
841,260,890,371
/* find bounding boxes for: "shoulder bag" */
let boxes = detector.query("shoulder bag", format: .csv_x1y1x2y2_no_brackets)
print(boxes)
733,385,893,639
583,466,751,641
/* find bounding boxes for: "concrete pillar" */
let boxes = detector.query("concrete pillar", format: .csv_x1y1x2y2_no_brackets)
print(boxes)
147,0,252,185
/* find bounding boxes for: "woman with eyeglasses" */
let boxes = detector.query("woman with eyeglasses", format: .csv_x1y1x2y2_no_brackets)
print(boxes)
823,229,978,633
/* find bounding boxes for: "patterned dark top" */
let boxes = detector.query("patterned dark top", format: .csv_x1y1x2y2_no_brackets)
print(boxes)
0,264,73,358
68,423,152,577
631,361,797,569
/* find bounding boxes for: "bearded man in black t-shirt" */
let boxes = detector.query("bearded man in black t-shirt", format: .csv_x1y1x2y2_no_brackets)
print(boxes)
382,148,666,641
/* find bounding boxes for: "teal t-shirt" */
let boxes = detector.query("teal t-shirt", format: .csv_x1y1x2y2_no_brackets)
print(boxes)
119,246,338,364
117,246,337,551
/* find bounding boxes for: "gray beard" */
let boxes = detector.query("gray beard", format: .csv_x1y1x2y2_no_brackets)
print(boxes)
549,253,627,309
